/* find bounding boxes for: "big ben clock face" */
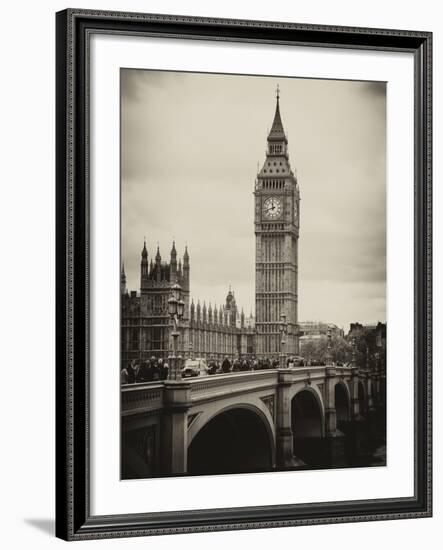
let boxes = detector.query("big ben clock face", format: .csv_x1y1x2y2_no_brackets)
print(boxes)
263,197,282,219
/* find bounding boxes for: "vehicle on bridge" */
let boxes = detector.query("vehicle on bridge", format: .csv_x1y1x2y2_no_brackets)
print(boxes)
181,358,209,378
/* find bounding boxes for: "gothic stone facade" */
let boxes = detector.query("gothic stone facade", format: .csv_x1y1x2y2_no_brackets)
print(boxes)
254,91,300,357
121,241,190,366
121,243,255,366
188,292,255,360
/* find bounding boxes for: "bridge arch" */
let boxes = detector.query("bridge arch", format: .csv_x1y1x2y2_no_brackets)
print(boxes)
187,403,275,475
290,386,325,466
290,386,325,439
335,381,351,425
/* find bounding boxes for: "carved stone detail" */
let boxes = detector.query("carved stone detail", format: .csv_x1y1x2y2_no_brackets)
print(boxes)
260,395,275,421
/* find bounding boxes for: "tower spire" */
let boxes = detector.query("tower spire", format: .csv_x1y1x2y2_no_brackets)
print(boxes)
141,238,148,259
170,240,177,279
140,238,148,280
121,261,127,295
268,86,286,142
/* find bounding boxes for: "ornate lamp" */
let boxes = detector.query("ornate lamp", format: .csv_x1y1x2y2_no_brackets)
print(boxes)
279,313,287,368
168,283,184,380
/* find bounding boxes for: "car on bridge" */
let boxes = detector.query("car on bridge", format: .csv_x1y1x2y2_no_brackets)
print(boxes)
181,358,209,378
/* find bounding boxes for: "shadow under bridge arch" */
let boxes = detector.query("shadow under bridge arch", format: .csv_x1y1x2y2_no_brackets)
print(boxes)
335,381,351,427
187,405,275,476
291,387,325,466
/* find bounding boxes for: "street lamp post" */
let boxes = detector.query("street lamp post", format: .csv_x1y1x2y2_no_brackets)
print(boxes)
279,313,287,368
167,283,185,380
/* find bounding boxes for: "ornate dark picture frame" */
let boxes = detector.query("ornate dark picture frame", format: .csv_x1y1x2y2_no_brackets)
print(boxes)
55,9,432,541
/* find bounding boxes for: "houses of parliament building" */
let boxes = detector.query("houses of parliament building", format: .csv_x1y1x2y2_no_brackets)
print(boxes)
121,90,300,366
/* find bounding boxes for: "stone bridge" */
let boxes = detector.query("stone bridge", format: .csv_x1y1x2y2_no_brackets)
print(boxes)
121,366,385,478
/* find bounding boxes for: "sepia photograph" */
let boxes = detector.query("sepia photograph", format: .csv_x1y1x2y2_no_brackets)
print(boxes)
119,68,387,480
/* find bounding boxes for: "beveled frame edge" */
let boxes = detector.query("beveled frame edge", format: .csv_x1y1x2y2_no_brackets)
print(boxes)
55,8,432,541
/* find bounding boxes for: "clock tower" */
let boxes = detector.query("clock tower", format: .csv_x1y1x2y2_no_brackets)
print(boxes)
254,88,300,357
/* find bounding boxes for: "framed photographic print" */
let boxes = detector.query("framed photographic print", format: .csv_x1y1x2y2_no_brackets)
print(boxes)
55,9,432,540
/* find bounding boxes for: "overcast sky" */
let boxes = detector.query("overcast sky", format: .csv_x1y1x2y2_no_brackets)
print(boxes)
121,69,386,331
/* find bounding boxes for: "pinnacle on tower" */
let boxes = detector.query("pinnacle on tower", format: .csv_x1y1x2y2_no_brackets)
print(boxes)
155,245,161,263
141,238,148,259
268,85,287,143
170,240,178,280
121,261,127,295
140,238,149,279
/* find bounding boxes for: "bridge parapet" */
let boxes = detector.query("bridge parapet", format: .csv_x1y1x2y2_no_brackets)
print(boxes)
121,365,357,417
121,382,164,416
189,370,279,404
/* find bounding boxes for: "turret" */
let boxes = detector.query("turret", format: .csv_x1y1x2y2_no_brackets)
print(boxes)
170,241,177,280
196,301,201,323
226,287,237,327
140,239,148,278
213,304,218,326
208,303,213,324
202,302,207,324
155,246,161,282
190,299,195,324
121,262,127,295
183,246,190,290
241,308,245,329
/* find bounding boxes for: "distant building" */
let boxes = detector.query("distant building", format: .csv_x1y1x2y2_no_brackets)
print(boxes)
188,290,256,360
299,321,344,343
347,322,386,344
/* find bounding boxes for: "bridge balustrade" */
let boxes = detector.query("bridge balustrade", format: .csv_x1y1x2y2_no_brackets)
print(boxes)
121,364,379,477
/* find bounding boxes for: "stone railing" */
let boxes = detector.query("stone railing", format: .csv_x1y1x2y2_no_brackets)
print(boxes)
286,365,327,380
120,365,356,415
121,382,164,416
189,370,279,403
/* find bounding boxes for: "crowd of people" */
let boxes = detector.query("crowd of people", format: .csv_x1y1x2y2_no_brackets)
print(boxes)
120,357,169,384
214,356,340,371
121,355,346,385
